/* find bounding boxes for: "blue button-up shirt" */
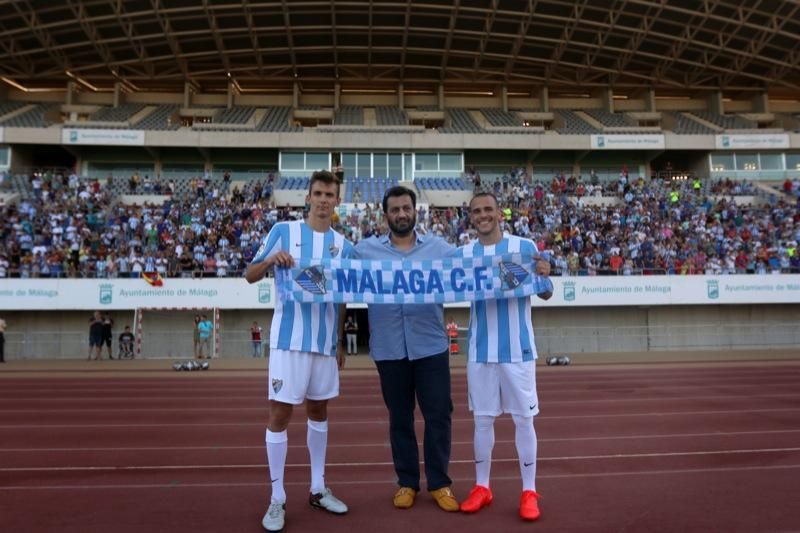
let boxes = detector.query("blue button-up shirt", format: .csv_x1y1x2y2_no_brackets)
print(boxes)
353,232,454,361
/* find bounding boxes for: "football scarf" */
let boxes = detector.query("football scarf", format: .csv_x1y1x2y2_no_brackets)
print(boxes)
274,253,552,304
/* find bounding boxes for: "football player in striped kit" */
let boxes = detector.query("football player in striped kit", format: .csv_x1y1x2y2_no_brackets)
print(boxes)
246,170,353,532
454,192,552,521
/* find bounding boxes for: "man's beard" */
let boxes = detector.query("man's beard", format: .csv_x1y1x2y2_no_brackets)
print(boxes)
388,214,416,236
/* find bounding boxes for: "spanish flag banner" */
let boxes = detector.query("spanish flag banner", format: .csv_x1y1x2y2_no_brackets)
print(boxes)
142,271,164,287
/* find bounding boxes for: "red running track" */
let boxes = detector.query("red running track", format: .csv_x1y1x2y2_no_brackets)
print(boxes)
1,362,800,532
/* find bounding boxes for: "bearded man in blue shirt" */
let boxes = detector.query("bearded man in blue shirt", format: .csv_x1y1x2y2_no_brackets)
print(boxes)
352,186,459,513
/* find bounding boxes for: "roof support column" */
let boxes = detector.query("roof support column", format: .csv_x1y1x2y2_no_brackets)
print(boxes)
646,89,656,112
113,82,123,108
538,87,549,112
708,91,723,115
334,82,341,110
66,81,77,106
183,82,193,108
500,85,508,112
752,92,769,113
397,83,404,110
526,150,540,178
144,146,162,178
438,83,445,109
227,80,235,109
293,82,300,109
600,88,613,113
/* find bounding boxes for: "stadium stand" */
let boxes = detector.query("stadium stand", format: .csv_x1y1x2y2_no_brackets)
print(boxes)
556,109,601,134
481,108,521,127
0,103,58,127
276,176,309,190
691,111,755,130
0,101,27,117
345,176,399,203
0,3,797,286
89,103,146,123
415,177,467,191
667,111,719,134
255,107,301,132
375,106,409,126
439,108,484,133
2,166,795,279
584,109,630,128
134,105,180,130
217,105,256,124
334,105,364,125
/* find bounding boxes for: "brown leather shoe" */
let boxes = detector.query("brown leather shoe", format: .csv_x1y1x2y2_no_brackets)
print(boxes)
393,487,417,509
430,486,459,512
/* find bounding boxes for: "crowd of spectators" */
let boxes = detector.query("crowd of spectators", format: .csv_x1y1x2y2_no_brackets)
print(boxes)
0,168,798,278
0,171,284,279
424,168,799,275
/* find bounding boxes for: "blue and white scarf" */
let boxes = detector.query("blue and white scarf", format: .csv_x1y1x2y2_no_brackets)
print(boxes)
275,253,553,304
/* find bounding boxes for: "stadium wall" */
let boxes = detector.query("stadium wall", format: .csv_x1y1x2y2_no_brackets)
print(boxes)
7,128,800,154
0,304,797,361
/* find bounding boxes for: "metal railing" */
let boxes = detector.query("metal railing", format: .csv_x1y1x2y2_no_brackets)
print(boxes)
1,329,268,360
532,322,800,353
2,322,797,360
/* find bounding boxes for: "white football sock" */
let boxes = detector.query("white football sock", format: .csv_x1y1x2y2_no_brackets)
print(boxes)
307,419,328,494
473,415,495,487
512,414,538,491
266,428,288,503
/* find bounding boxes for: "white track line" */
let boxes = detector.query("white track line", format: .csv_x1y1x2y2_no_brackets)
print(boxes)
4,379,800,400
4,464,800,491
3,392,800,413
3,428,798,453
5,368,798,387
1,448,800,474
6,371,798,384
1,406,799,429
4,383,800,401
2,463,799,491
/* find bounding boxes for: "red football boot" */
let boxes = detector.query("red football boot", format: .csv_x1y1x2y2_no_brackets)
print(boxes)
519,490,541,521
459,485,493,513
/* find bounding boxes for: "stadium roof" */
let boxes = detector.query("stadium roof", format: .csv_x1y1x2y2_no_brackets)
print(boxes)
1,0,799,96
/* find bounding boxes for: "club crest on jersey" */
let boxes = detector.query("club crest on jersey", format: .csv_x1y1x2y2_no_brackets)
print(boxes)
328,244,340,257
295,265,327,295
498,261,529,290
272,378,283,393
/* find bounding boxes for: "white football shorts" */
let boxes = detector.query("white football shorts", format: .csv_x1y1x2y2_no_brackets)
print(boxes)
267,349,339,405
467,360,539,417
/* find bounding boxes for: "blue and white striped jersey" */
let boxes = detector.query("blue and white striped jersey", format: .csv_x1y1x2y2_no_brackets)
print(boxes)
252,220,353,356
454,234,539,363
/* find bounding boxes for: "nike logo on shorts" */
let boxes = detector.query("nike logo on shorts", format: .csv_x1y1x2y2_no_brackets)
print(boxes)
529,405,537,410
523,462,534,467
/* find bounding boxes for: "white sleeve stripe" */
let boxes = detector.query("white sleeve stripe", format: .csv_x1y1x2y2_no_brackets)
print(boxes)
252,224,285,263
